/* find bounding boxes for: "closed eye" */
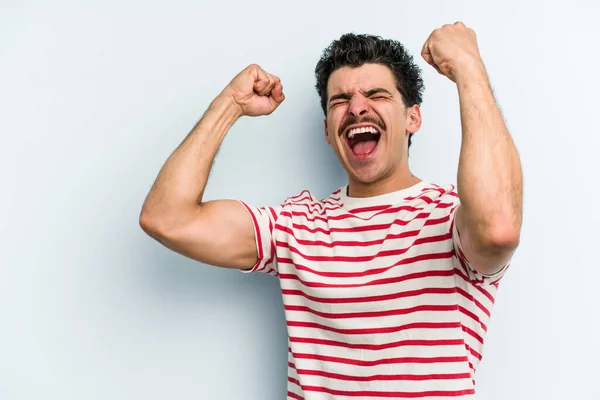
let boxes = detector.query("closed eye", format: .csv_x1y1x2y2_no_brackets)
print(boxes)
330,100,348,107
365,88,393,100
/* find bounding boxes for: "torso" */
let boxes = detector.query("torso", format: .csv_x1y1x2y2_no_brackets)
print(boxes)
269,181,499,399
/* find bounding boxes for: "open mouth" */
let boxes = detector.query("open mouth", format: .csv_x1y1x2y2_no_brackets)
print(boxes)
345,126,381,157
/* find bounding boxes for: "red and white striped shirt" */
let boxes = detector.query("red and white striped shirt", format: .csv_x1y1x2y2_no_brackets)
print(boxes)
239,181,509,399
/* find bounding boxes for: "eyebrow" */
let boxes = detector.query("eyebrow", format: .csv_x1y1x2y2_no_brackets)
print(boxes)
328,88,393,104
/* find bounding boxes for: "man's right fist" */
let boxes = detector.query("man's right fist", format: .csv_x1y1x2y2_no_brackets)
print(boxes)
223,64,285,117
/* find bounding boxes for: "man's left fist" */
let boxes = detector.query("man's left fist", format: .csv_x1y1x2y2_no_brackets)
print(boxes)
421,22,486,84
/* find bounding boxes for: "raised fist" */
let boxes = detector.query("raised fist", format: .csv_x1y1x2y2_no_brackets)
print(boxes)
223,64,285,117
421,22,486,83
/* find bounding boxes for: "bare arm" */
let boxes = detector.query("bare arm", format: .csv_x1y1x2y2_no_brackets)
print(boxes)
139,64,285,269
422,22,523,275
454,74,522,274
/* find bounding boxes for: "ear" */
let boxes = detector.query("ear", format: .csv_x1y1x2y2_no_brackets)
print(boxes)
405,105,422,134
324,119,331,145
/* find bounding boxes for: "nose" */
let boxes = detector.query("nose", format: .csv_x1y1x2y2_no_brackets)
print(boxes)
348,95,369,117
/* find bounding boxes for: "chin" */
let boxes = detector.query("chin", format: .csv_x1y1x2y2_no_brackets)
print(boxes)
350,168,382,184
346,162,390,185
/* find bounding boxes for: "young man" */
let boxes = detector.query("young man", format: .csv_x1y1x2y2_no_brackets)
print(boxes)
140,22,523,399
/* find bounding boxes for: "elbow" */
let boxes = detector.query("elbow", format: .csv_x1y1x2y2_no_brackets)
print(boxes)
139,209,163,237
478,206,522,251
139,205,198,239
482,223,521,252
139,206,175,239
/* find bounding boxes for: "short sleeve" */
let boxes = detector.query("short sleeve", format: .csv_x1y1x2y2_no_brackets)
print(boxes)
449,202,511,287
237,201,283,276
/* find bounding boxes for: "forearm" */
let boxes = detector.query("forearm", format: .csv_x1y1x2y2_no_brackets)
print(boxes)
141,94,241,224
456,73,523,248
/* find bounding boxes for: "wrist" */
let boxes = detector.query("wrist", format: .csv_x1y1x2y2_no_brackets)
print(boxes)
194,93,243,143
211,92,244,120
454,61,489,88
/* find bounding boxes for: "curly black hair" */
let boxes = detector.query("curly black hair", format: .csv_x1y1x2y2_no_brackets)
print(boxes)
315,33,425,149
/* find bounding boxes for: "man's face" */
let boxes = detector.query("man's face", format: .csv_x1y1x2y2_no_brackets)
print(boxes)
324,63,421,189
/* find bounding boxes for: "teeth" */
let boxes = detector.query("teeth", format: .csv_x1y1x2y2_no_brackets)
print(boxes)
347,126,379,139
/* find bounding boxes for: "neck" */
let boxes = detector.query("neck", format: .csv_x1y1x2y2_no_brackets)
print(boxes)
347,165,421,198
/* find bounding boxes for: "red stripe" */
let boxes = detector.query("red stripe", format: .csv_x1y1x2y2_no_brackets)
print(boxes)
268,206,277,224
284,225,451,249
278,252,453,278
280,269,454,289
321,196,341,206
280,206,425,223
282,277,489,329
461,324,484,344
286,391,303,400
404,193,454,205
348,204,410,214
464,343,482,360
295,368,472,382
288,190,314,202
286,303,487,337
278,237,452,262
301,385,475,398
406,195,450,206
458,305,488,332
292,352,469,366
288,202,343,215
285,302,458,319
455,287,491,317
278,214,449,235
289,336,465,351
406,194,437,204
263,208,276,268
287,320,461,335
416,186,447,196
456,246,485,285
453,268,495,303
288,377,300,386
281,287,457,304
278,224,420,246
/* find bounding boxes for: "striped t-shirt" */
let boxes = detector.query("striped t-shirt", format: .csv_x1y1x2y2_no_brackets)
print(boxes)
239,181,510,399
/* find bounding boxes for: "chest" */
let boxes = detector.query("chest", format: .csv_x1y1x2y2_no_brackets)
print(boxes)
274,206,457,311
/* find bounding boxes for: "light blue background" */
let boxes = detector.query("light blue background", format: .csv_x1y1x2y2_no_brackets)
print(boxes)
1,1,599,399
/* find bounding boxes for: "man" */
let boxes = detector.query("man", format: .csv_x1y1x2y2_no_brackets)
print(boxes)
140,22,522,399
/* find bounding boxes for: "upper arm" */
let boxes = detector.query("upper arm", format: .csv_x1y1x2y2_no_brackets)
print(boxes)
453,204,518,281
140,200,260,270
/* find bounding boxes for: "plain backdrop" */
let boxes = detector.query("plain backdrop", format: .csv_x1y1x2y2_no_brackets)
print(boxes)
1,0,599,399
